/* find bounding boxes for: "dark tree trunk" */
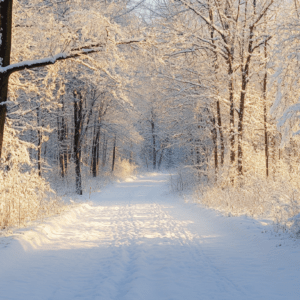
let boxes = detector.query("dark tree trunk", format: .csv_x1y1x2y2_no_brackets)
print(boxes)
237,25,255,176
208,6,224,167
211,115,218,174
102,134,107,168
57,97,68,177
57,117,65,177
229,66,235,170
216,100,225,166
195,139,201,168
112,137,116,172
151,119,156,170
91,124,97,176
91,121,100,177
270,135,276,176
73,91,83,195
0,0,13,159
237,80,246,176
37,106,42,177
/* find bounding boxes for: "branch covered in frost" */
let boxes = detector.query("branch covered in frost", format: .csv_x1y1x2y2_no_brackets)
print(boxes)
0,39,145,76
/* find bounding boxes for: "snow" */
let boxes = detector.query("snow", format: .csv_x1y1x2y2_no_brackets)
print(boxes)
0,173,300,300
0,53,68,74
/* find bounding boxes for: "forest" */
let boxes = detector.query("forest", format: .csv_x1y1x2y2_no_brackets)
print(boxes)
1,0,300,235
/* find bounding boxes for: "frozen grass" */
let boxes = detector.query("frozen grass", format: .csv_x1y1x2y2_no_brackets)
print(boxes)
49,157,138,198
0,168,64,230
0,127,64,231
170,166,300,236
196,176,300,235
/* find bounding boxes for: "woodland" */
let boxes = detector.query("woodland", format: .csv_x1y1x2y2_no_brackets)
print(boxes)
1,0,300,234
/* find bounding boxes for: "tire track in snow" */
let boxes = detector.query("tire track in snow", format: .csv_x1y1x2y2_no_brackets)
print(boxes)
156,203,247,299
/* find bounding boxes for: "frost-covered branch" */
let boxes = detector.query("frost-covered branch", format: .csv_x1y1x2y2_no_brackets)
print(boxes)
0,39,145,76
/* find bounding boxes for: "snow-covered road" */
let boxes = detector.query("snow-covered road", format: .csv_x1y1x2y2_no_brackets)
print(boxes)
0,173,299,300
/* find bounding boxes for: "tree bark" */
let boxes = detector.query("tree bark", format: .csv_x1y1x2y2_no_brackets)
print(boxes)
73,91,83,195
151,112,156,170
37,106,42,177
229,63,235,170
216,100,225,166
211,115,218,174
57,116,65,177
237,24,255,176
57,97,68,177
263,40,269,177
91,120,101,177
0,0,13,159
111,136,116,172
102,134,107,168
91,124,97,176
208,3,224,167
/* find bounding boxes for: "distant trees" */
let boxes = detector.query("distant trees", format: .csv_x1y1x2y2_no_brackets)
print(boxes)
138,0,289,184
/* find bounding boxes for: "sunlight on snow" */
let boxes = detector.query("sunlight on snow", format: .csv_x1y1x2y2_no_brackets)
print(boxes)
18,203,208,251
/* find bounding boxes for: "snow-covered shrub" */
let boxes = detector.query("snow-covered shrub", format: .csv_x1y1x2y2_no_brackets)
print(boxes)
48,160,110,197
193,173,300,234
0,126,63,229
170,159,300,235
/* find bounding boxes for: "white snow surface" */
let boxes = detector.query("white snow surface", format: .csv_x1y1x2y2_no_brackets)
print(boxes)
0,173,300,300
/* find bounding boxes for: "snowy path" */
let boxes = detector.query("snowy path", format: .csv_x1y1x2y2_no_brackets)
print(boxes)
0,173,300,300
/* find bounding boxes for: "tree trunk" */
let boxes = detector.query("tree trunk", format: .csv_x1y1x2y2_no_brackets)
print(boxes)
73,91,83,195
0,0,13,159
112,137,116,172
57,117,65,177
237,68,251,176
229,66,235,170
211,115,218,175
91,124,96,176
208,5,224,167
263,41,269,177
158,148,165,170
216,100,225,166
37,106,42,177
237,26,255,176
102,134,107,168
91,122,100,177
237,83,246,176
62,98,68,176
129,142,133,164
151,118,156,170
195,139,201,169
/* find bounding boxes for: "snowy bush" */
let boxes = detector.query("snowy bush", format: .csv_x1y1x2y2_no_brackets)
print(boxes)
0,126,63,229
193,173,300,234
48,160,110,197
